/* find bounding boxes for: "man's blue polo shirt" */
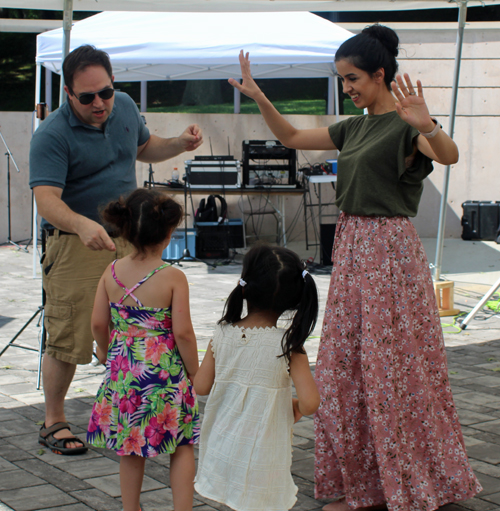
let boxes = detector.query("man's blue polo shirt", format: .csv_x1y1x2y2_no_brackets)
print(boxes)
29,92,150,230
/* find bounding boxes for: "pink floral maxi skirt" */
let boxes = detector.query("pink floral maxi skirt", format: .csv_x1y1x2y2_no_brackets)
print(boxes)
314,214,482,510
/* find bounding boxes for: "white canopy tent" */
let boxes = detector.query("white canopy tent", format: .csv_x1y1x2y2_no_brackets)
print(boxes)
3,0,500,11
7,0,500,282
36,11,353,84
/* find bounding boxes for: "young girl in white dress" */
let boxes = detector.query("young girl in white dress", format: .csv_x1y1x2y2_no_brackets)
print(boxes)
194,244,320,511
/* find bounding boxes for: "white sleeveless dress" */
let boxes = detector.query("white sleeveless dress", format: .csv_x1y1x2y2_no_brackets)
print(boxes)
195,323,297,511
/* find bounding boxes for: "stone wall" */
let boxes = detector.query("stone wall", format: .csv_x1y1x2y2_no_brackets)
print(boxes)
1,21,498,245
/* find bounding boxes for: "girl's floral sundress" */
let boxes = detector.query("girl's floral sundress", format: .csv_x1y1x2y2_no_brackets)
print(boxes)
87,261,199,457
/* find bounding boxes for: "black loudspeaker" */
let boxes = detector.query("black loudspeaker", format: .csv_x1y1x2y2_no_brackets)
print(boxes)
195,220,245,259
320,224,336,265
196,227,229,259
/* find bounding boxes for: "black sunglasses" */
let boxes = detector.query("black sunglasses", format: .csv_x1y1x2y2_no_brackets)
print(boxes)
69,87,119,105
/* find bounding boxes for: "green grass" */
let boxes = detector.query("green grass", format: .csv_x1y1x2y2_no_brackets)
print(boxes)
147,98,363,116
148,99,326,115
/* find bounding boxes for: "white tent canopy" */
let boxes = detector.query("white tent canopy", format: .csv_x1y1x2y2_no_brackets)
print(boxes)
36,11,353,82
4,0,500,11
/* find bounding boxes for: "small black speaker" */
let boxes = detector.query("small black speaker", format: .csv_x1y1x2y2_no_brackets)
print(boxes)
320,224,336,266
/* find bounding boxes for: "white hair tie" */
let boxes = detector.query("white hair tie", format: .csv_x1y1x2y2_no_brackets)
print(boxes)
239,278,247,287
302,270,309,279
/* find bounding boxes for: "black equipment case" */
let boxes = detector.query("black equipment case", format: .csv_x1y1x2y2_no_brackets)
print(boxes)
241,140,297,188
461,201,500,241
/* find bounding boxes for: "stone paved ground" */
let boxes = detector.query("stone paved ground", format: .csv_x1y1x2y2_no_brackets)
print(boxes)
1,242,500,511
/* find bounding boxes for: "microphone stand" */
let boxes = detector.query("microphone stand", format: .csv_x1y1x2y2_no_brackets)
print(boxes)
147,163,154,188
1,131,30,252
164,167,215,269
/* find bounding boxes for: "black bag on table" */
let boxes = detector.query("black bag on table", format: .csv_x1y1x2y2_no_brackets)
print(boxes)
195,195,227,224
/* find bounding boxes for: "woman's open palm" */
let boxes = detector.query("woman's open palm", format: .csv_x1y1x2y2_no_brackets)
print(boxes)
228,50,262,100
391,73,433,132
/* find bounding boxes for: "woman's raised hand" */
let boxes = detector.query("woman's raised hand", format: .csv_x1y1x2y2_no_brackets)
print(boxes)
391,73,435,133
228,50,263,101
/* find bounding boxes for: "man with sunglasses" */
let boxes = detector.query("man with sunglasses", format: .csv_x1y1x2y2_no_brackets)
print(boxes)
29,45,203,455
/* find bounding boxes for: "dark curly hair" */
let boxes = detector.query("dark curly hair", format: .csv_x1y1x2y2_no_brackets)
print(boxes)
101,189,183,253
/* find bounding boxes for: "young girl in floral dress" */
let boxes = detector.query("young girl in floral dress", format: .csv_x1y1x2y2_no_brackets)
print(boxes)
87,188,199,511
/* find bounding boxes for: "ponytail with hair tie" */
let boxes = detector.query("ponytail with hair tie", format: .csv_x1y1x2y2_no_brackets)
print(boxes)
280,266,318,362
218,245,319,364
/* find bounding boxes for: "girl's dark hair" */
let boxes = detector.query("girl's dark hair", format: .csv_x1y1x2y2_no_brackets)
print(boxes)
102,189,183,252
220,244,318,362
335,24,399,90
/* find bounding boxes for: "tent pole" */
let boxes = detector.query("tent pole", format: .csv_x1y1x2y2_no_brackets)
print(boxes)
234,80,241,114
59,0,73,106
35,63,41,111
140,81,147,112
433,0,467,282
327,76,334,115
45,69,52,112
334,76,340,123
33,63,42,278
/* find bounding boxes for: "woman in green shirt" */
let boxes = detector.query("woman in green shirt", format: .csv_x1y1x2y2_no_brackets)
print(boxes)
229,24,481,511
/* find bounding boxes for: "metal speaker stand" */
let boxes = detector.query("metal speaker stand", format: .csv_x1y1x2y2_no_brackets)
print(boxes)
1,131,30,252
0,232,47,389
164,169,215,269
147,163,155,188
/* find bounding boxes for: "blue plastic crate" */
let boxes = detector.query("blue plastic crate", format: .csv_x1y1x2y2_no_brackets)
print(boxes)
162,228,196,260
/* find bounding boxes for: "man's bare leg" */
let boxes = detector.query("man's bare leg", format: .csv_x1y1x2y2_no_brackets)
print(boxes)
42,353,83,449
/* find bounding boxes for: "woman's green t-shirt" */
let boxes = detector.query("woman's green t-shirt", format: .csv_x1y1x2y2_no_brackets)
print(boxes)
328,110,434,218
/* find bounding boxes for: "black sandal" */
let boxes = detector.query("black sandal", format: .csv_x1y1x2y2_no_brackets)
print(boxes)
39,421,88,455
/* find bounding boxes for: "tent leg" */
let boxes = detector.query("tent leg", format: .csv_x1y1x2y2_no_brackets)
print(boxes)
327,76,334,115
59,0,74,106
45,69,52,112
140,81,147,112
32,63,43,278
234,81,241,114
433,0,467,282
334,76,340,124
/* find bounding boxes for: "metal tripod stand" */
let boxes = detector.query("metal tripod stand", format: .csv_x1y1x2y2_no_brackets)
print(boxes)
1,131,30,252
0,306,45,389
0,233,46,389
164,170,215,268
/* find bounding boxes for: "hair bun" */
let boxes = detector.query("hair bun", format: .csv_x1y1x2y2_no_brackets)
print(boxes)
110,200,132,225
362,24,399,58
101,198,132,238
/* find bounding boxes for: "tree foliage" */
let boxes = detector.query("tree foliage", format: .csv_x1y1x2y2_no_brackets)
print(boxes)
1,6,499,111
